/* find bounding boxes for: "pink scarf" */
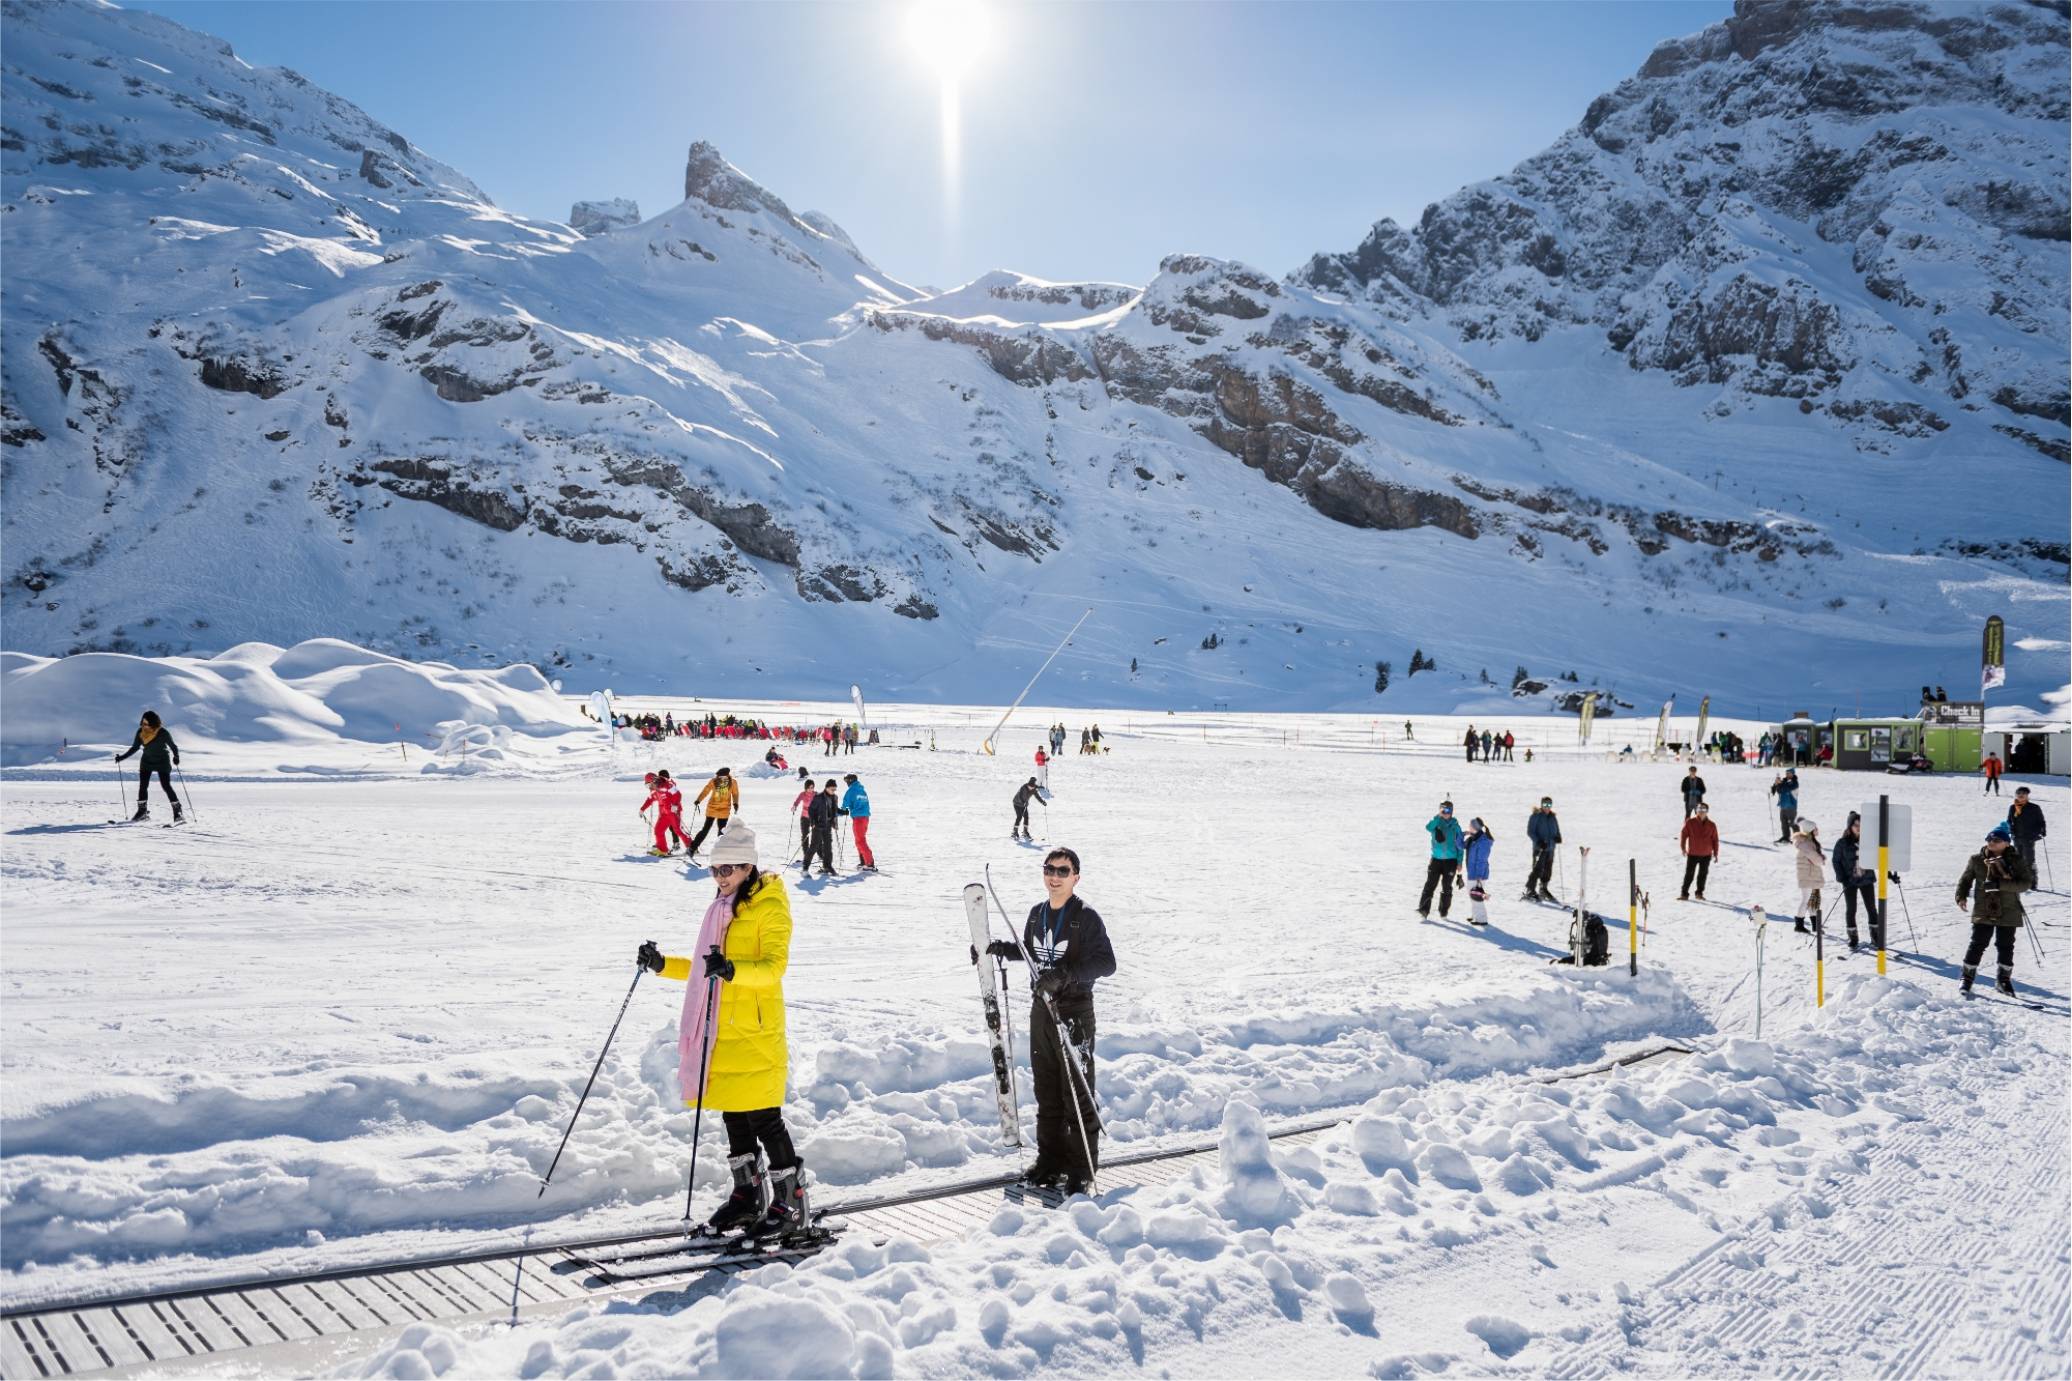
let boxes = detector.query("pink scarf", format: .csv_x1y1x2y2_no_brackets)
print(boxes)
676,891,734,1103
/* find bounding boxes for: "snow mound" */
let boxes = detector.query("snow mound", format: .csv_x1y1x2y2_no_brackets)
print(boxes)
0,640,584,764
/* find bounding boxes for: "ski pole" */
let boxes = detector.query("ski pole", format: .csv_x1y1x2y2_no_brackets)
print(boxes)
681,967,722,1221
540,964,645,1196
175,763,198,822
1039,797,1049,841
1891,874,1920,952
995,952,1027,1175
117,757,129,822
1038,985,1102,1193
1752,905,1767,1039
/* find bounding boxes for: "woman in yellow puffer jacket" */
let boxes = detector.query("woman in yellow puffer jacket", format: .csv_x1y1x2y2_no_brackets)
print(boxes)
637,822,806,1235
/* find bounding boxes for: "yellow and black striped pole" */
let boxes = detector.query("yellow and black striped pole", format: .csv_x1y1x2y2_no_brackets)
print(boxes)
1815,894,1825,1008
1876,794,1890,977
1629,858,1639,976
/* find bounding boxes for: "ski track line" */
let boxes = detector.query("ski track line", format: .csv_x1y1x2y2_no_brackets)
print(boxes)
1541,1067,2069,1379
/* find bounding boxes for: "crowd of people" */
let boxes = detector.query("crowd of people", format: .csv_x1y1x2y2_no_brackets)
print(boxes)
580,705,875,752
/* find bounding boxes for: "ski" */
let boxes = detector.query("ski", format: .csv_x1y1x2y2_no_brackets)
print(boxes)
554,1229,742,1273
965,882,1023,1147
584,1227,842,1283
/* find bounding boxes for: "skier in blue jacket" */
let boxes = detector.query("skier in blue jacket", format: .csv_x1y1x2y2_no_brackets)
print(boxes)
1419,801,1465,920
840,773,875,871
1524,797,1562,901
1770,771,1800,844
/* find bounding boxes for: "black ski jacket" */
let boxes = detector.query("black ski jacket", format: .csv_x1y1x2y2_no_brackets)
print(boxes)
992,896,1116,1007
1013,782,1041,812
117,726,179,769
2008,800,2048,843
1832,833,1871,885
807,793,840,829
1681,776,1707,802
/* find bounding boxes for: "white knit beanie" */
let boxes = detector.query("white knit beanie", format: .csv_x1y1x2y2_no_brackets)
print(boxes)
710,822,758,867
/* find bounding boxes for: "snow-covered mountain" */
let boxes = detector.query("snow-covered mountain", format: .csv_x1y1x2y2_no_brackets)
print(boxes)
2,0,2065,712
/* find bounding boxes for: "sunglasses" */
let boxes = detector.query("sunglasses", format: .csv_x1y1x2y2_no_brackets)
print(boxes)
1439,807,1453,814
711,862,750,878
1041,865,1075,878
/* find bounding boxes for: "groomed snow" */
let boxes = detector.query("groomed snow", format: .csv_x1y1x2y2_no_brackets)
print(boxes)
1,659,2066,1376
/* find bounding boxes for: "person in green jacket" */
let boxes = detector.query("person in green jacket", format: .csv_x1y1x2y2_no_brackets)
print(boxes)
1419,800,1464,920
115,709,182,822
1955,822,2032,998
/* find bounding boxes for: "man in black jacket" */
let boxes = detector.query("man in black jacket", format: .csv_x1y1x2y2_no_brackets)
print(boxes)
115,709,182,822
979,847,1116,1193
801,779,840,876
2007,787,2048,881
1679,766,1707,818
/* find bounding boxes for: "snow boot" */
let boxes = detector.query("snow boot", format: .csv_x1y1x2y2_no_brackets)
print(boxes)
648,846,670,857
1996,966,2017,998
131,802,150,822
704,1153,767,1235
1961,964,1977,995
171,799,184,823
1792,916,1809,934
761,1160,811,1238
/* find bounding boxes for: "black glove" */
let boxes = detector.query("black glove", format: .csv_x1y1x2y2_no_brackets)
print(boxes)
970,944,980,966
637,941,664,973
1035,968,1067,999
704,946,735,982
986,940,1017,959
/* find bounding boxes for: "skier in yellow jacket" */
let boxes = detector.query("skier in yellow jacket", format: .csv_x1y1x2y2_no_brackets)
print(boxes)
686,766,740,860
637,822,809,1235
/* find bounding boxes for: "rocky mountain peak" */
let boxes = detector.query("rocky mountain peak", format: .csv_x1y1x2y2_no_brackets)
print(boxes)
682,141,798,223
568,198,641,236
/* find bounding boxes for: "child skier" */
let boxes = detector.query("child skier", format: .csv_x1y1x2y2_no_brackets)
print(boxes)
1790,817,1825,934
640,769,690,856
1462,817,1494,926
689,767,741,858
1034,745,1049,792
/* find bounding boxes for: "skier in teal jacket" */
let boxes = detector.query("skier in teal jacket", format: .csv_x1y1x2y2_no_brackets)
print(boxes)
1419,800,1464,920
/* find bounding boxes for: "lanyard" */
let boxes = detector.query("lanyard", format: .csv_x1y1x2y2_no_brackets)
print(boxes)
1040,902,1066,952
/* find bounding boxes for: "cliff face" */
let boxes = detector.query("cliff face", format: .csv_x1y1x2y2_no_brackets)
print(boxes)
2,0,2064,709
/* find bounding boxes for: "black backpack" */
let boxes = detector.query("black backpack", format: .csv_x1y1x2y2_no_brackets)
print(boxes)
1555,910,1610,967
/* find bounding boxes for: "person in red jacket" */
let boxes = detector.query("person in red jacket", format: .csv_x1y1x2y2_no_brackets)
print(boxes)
1678,802,1719,901
641,770,690,856
1981,752,2004,796
1034,744,1049,792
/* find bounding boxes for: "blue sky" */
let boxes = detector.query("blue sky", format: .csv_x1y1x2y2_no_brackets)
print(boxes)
129,0,1730,290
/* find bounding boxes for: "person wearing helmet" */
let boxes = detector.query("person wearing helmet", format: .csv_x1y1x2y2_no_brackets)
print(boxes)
1790,817,1825,934
1956,823,2033,996
1419,801,1464,920
640,770,689,856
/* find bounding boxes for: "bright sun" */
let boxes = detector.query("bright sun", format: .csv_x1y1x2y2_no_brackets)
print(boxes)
906,0,992,82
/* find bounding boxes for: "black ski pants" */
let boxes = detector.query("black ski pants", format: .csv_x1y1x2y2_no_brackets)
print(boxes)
1680,854,1712,896
1418,858,1457,916
1030,995,1098,1182
2014,838,2038,879
722,1107,798,1171
1529,844,1555,895
137,762,177,806
1777,807,1797,842
802,822,834,872
1013,803,1030,835
1841,878,1882,944
688,814,729,854
1963,922,2017,970
1984,775,2001,795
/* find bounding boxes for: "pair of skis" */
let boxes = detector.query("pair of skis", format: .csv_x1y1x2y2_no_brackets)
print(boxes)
555,1222,842,1284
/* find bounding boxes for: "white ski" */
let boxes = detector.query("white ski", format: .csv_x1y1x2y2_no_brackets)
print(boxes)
965,883,1022,1147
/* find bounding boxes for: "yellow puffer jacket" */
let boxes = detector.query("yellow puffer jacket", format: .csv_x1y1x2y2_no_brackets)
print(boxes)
661,874,790,1111
694,777,739,819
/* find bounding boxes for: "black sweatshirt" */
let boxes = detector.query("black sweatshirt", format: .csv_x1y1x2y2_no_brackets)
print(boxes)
994,896,1116,1007
117,726,179,768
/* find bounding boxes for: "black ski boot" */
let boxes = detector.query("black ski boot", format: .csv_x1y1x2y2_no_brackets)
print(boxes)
1961,964,1977,996
1847,927,1860,952
761,1160,820,1241
704,1153,767,1236
172,800,184,824
131,802,150,822
1996,966,2017,998
1792,916,1809,934
1020,1157,1063,1189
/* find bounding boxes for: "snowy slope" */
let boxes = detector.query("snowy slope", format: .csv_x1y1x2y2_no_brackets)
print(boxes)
2,687,2066,1374
2,0,2066,713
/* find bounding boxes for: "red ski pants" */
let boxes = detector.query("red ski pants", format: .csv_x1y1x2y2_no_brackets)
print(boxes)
851,816,875,868
654,813,689,851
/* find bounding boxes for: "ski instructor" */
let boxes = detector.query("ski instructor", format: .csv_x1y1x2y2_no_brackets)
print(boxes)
977,847,1116,1193
636,823,812,1237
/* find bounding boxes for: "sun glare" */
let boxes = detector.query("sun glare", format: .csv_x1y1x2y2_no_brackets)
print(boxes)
906,0,992,83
